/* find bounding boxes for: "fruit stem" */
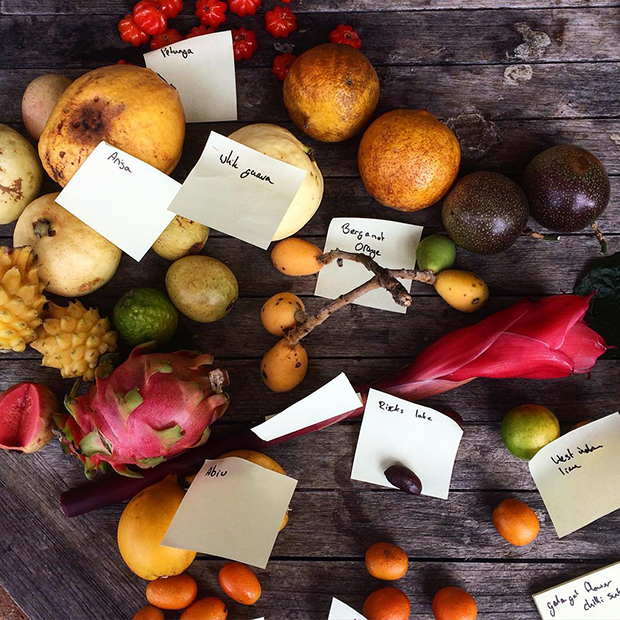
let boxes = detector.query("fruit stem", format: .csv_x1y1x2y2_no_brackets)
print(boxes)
522,228,560,242
591,222,607,254
285,249,436,345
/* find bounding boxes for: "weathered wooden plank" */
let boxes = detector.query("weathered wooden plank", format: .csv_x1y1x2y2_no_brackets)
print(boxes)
1,354,616,425
1,234,616,304
17,409,616,493
3,0,619,14
185,560,617,620
1,10,619,69
1,63,619,127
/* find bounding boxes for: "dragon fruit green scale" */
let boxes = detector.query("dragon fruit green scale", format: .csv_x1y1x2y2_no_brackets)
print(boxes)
56,342,230,478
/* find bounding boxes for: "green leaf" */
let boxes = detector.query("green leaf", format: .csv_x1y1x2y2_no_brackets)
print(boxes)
137,457,167,468
115,388,144,421
79,429,112,457
154,424,185,450
574,251,620,358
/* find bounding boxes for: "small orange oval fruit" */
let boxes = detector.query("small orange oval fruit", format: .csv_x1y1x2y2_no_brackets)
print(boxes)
492,498,540,546
133,606,164,620
362,586,410,620
180,597,228,620
432,586,477,620
365,542,408,580
218,561,261,605
271,238,323,276
261,338,308,392
261,292,305,336
145,573,198,610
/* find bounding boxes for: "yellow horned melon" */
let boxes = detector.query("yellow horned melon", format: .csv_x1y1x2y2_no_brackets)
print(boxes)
0,246,47,352
39,65,185,186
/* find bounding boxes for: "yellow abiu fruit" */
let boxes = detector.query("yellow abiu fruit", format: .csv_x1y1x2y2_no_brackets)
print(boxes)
117,476,196,580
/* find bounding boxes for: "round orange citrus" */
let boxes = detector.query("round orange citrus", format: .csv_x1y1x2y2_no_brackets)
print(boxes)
362,586,410,620
365,542,409,580
492,498,540,546
432,586,477,620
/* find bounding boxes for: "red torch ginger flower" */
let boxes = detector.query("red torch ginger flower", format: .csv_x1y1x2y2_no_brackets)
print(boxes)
367,294,608,401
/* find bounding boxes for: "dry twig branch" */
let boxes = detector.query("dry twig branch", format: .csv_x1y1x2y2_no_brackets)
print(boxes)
285,249,437,345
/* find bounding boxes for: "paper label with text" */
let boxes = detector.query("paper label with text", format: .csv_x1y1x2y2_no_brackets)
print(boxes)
529,412,620,538
328,597,367,619
168,132,307,249
533,561,620,619
350,389,463,499
314,218,423,313
252,373,361,442
56,141,179,261
163,457,297,568
144,31,237,123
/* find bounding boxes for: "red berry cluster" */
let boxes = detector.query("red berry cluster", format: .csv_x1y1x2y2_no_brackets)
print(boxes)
117,1,362,81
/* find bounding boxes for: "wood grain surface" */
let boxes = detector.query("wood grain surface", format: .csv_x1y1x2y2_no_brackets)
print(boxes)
0,0,618,618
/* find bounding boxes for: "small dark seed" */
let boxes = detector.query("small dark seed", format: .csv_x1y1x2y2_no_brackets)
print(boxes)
384,464,423,496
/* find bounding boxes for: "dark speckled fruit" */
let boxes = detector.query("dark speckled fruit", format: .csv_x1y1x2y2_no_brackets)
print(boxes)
523,145,610,232
442,171,529,255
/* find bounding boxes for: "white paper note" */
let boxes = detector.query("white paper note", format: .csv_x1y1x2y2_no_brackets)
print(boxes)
351,389,463,499
529,412,620,538
252,373,361,442
144,31,237,123
163,457,297,569
314,218,423,313
168,132,307,249
533,561,620,619
328,597,367,620
56,141,178,261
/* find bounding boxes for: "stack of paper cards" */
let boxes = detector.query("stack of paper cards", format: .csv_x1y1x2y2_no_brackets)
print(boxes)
328,598,367,619
168,132,307,249
144,31,237,123
351,389,463,499
56,141,180,261
533,561,620,619
529,412,620,537
314,218,423,313
163,457,297,569
252,373,361,442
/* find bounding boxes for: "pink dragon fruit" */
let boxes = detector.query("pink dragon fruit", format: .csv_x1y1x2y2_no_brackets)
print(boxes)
0,382,58,453
56,343,229,478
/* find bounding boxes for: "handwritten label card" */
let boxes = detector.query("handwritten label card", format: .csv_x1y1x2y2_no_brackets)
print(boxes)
252,373,361,442
328,598,367,620
529,412,620,538
351,389,463,499
327,597,366,620
533,561,620,619
144,31,237,123
314,218,423,313
56,141,178,261
163,457,297,568
168,132,307,249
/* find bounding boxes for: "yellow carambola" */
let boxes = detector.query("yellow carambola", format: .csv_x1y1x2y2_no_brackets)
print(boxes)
0,246,47,352
31,301,118,381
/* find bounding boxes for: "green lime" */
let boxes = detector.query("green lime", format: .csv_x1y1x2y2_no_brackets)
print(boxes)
113,288,178,347
416,234,456,273
501,404,560,460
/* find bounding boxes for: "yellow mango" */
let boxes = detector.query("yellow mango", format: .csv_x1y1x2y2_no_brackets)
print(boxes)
434,269,489,313
117,476,196,580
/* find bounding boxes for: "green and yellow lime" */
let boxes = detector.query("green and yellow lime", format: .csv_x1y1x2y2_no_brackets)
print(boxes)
113,288,178,347
501,404,560,460
416,234,456,273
